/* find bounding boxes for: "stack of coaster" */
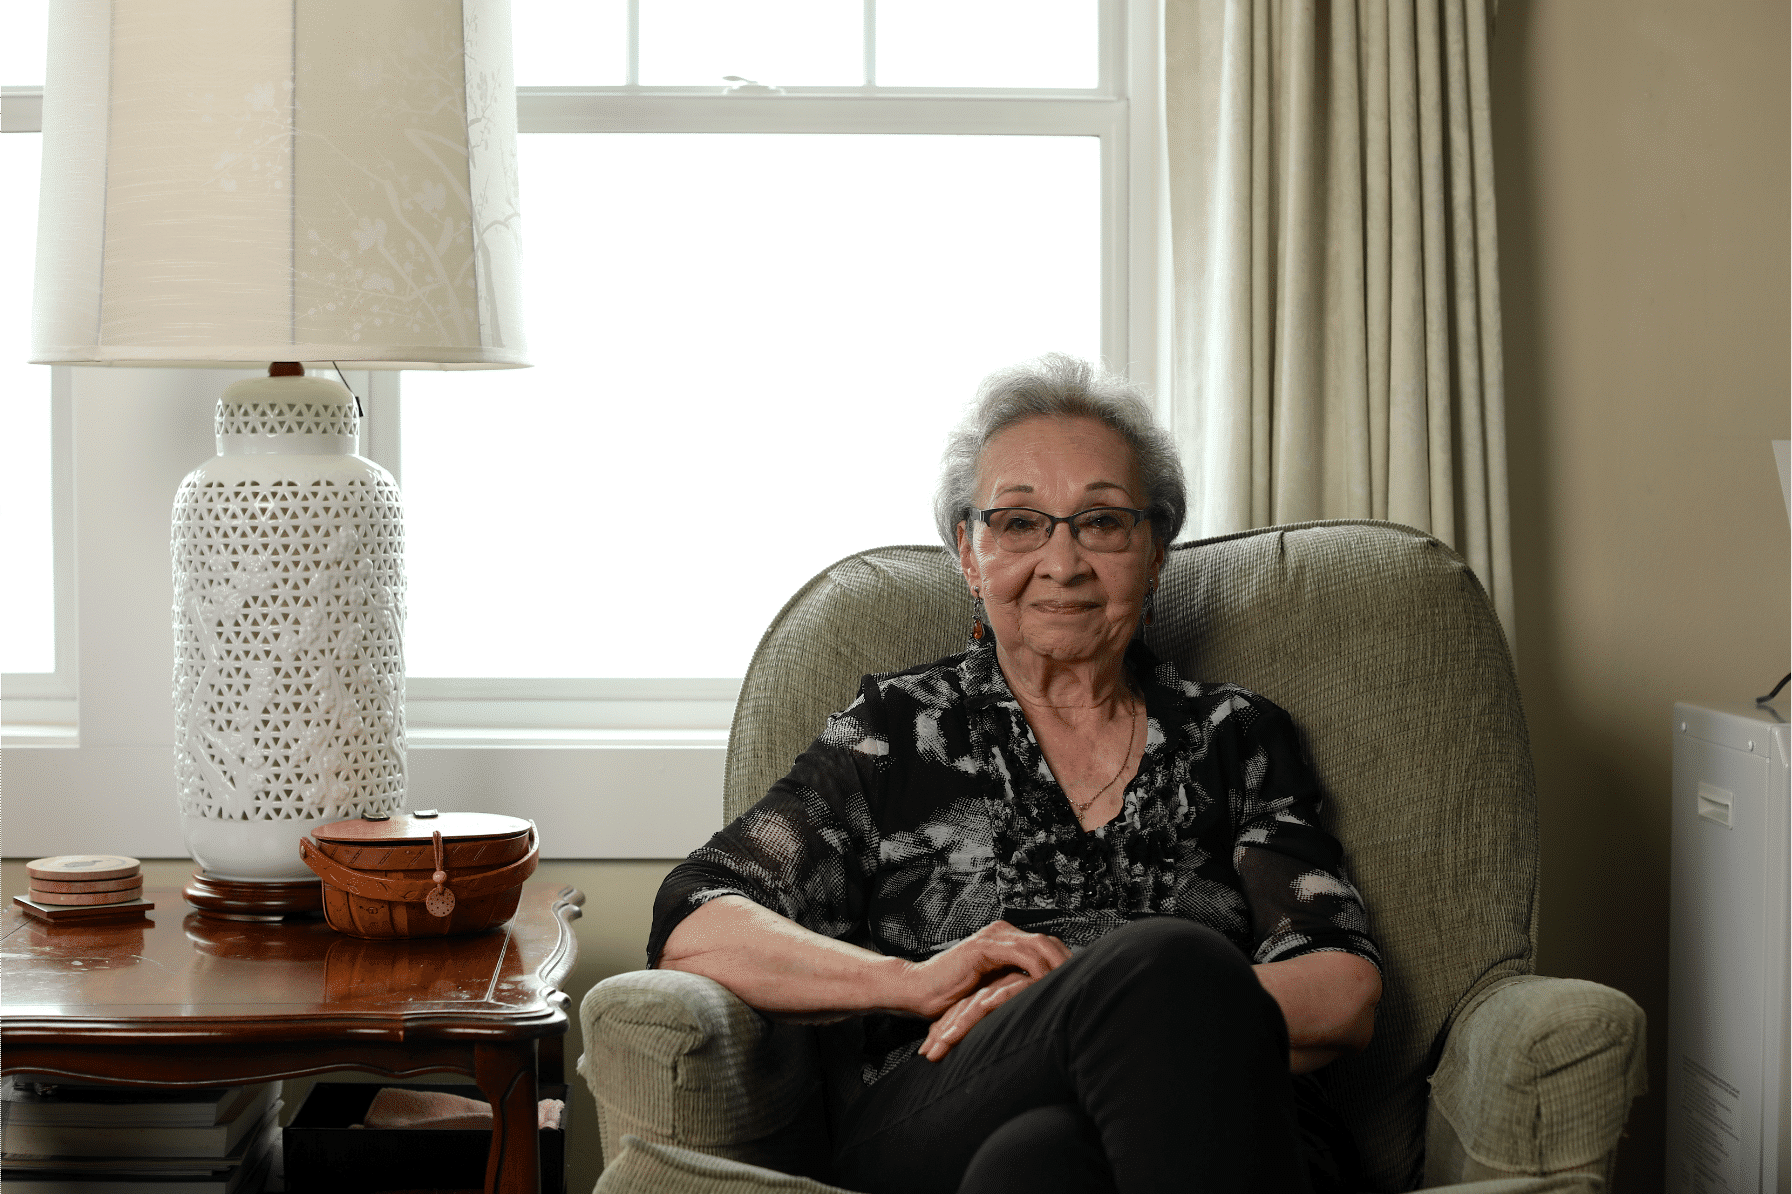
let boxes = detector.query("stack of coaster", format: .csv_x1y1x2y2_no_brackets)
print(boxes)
14,855,155,924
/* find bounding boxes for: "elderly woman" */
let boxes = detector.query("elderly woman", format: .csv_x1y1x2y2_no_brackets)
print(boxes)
648,355,1382,1194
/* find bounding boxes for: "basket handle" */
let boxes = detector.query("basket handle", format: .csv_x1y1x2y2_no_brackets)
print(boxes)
300,823,539,904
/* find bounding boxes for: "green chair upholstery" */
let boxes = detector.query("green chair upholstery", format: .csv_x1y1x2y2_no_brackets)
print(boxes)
580,522,1647,1192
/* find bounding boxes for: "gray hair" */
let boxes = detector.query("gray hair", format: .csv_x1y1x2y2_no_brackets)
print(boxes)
933,353,1188,553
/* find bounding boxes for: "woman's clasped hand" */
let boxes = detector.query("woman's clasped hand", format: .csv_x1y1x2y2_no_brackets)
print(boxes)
904,920,1073,1062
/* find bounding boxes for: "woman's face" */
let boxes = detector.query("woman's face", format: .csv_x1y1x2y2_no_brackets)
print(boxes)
956,416,1163,668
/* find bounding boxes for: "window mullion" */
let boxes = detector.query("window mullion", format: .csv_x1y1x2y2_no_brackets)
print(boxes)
1100,0,1127,95
863,0,875,87
626,0,639,87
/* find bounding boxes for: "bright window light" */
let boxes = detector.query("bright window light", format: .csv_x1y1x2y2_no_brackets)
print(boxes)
401,132,1101,678
513,0,627,86
2,133,55,674
877,0,1099,89
639,0,862,86
1,0,48,85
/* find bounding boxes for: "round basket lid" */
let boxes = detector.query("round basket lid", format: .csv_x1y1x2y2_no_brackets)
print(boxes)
310,811,531,844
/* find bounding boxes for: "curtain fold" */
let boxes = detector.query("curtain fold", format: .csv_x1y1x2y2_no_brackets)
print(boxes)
1165,0,1513,639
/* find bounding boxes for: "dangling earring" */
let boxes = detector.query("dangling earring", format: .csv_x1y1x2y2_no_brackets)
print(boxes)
971,591,986,640
1144,582,1157,626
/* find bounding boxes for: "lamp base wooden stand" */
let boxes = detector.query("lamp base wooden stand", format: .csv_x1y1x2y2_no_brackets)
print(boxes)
184,872,324,920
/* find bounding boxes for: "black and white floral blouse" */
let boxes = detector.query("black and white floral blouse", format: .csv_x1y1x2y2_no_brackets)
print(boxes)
648,635,1381,1086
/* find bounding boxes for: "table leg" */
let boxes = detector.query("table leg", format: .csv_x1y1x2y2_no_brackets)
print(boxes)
540,992,570,1087
475,1042,540,1194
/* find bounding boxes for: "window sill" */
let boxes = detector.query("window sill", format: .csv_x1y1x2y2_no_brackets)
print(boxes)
0,728,725,859
1,723,78,746
409,727,728,748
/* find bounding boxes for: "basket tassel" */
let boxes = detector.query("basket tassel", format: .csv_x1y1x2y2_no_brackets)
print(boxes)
424,829,456,918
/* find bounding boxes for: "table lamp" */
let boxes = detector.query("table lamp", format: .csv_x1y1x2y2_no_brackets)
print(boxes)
30,0,527,918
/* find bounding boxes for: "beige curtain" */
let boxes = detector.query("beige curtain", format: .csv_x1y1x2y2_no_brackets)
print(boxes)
1165,0,1513,638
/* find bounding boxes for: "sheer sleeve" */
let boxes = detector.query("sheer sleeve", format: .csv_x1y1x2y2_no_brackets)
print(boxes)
645,684,888,968
1224,695,1381,973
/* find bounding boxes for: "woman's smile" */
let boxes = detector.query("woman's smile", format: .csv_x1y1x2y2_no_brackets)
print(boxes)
1031,599,1102,615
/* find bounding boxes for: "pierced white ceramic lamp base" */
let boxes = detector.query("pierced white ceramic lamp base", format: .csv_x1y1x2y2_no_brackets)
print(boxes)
173,372,407,915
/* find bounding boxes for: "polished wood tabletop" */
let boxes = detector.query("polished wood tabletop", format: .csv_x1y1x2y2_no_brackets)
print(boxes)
2,881,584,1194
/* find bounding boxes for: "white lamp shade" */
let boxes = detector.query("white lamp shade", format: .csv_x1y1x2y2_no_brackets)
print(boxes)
31,0,527,369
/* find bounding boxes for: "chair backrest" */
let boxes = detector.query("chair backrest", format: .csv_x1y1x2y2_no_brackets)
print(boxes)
724,521,1538,1191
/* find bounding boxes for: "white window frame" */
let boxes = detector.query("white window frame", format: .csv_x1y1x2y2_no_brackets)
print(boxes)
0,360,76,716
0,0,1165,859
2,88,74,717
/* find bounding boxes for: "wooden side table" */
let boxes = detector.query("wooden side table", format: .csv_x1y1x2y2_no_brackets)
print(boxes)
1,881,583,1194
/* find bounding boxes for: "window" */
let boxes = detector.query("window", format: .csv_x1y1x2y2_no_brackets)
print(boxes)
404,0,1157,702
3,2,59,692
1,131,55,679
2,0,1163,857
403,132,1101,682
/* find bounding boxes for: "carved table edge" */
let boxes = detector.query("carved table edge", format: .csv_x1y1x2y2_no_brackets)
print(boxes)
0,1051,517,1087
540,885,584,987
0,1005,571,1043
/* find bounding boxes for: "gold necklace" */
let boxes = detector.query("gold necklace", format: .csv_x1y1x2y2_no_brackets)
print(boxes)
1070,699,1140,818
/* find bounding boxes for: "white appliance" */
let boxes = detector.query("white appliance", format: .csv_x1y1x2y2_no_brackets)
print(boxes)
1668,701,1791,1194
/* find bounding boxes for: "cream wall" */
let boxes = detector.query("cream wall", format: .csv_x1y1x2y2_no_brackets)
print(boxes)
1491,2,1790,1190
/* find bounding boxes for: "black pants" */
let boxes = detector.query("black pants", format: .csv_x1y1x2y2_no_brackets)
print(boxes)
830,918,1317,1194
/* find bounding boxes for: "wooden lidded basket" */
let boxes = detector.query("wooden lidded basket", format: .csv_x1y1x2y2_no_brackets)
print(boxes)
301,812,538,940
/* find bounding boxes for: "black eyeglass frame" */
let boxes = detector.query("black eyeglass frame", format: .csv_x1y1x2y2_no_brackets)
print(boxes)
972,505,1152,553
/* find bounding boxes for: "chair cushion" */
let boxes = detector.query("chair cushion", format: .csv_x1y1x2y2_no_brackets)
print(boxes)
724,522,1539,1191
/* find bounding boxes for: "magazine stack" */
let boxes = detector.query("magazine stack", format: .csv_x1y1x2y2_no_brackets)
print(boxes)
0,1078,281,1194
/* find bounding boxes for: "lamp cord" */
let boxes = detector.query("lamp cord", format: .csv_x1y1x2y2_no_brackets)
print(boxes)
1757,673,1791,706
330,361,364,419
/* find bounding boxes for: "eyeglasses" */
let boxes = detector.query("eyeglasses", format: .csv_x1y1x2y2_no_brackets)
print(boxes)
974,506,1148,554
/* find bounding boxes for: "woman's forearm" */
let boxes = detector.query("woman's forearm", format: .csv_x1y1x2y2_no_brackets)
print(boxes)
657,895,916,1020
1253,951,1382,1073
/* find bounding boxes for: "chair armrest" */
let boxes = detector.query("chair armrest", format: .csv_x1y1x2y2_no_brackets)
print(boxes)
578,969,830,1178
1425,975,1647,1187
1420,1177,1605,1194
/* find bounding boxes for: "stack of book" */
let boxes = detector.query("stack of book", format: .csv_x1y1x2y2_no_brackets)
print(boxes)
1,1078,281,1194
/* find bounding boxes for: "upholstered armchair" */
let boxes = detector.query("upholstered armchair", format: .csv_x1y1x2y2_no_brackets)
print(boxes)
580,522,1647,1193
